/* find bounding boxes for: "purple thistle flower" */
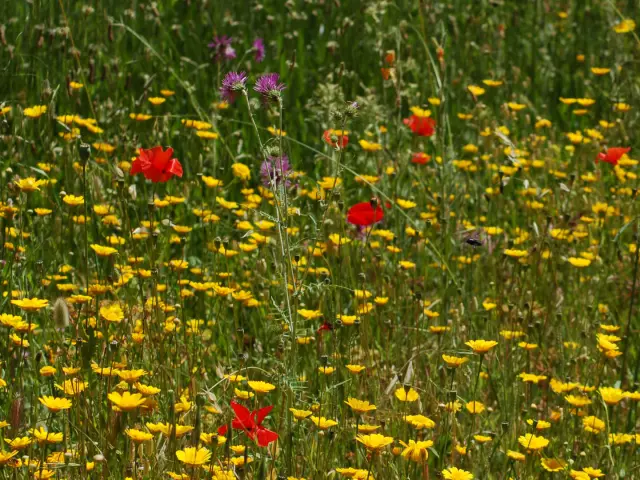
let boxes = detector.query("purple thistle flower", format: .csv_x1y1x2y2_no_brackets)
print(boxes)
260,155,291,188
220,71,247,103
254,73,286,101
253,38,266,63
208,35,236,62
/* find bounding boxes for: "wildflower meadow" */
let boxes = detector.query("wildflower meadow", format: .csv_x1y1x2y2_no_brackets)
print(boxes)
1,1,640,479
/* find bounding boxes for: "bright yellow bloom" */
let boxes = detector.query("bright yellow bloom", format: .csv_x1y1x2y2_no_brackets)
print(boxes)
24,105,48,118
518,433,549,451
345,398,377,414
176,446,212,466
248,381,276,393
400,439,434,462
442,467,474,480
39,396,72,412
107,391,146,411
126,429,154,442
394,387,419,402
11,297,49,312
356,433,394,451
466,339,498,353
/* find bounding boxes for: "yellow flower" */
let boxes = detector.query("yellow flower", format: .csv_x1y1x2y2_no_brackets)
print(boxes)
196,130,219,139
310,416,338,429
4,436,32,450
0,450,18,464
15,177,47,192
582,416,605,433
107,391,146,411
409,106,431,117
232,163,251,181
202,176,224,188
400,439,433,463
267,126,287,137
24,105,48,118
614,19,636,33
345,398,377,414
465,401,485,414
290,408,313,420
356,433,394,451
359,140,383,152
100,304,124,323
298,309,323,320
442,354,469,368
148,97,166,105
465,339,498,354
405,414,436,429
395,387,419,402
518,433,549,451
482,79,503,87
63,194,85,206
39,396,72,412
507,450,526,462
91,244,118,257
504,249,528,258
599,386,624,405
129,113,152,121
176,446,212,466
467,85,485,96
30,427,63,444
568,257,591,267
11,297,49,312
591,67,610,76
442,467,474,480
396,198,417,209
541,458,566,472
126,428,154,442
346,364,365,374
248,380,276,393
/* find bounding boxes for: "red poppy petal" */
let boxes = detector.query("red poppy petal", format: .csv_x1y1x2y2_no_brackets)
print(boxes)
230,401,253,428
256,427,278,447
217,425,228,436
254,405,274,425
165,159,183,177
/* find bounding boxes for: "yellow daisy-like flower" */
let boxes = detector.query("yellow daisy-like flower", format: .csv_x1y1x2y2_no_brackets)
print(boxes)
442,354,469,368
356,433,394,451
310,416,338,429
247,380,276,393
24,105,48,118
107,391,146,411
345,398,377,414
176,446,211,466
465,339,498,354
148,97,166,105
359,139,383,152
394,387,419,402
91,244,118,257
39,396,72,412
11,297,49,312
568,257,591,267
63,194,85,206
518,433,549,451
442,467,474,480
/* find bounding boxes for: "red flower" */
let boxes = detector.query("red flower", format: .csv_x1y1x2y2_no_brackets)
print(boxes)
597,147,630,166
317,321,334,334
403,115,436,137
217,401,278,447
347,201,384,227
130,146,183,182
411,152,431,165
323,129,349,149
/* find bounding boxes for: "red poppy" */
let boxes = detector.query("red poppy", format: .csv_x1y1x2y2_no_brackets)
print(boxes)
347,201,384,227
217,401,278,447
411,152,431,165
597,147,630,166
130,146,183,183
323,129,349,149
403,115,436,137
317,321,334,334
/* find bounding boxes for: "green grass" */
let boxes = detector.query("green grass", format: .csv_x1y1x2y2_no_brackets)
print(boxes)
0,1,639,479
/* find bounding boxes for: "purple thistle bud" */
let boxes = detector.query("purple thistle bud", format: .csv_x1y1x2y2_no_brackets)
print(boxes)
260,155,291,188
208,35,236,63
220,71,247,103
253,38,266,63
254,73,286,101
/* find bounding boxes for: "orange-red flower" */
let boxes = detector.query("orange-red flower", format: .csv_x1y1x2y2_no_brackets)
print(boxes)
404,115,436,137
597,147,630,166
130,146,183,183
347,201,384,227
